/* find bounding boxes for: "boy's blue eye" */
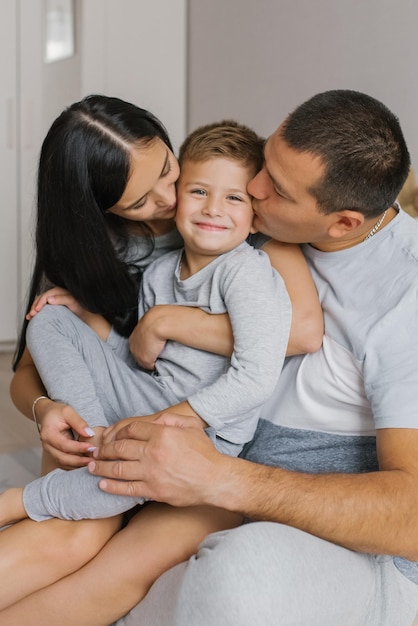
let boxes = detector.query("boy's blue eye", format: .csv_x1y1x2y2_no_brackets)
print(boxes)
191,188,206,195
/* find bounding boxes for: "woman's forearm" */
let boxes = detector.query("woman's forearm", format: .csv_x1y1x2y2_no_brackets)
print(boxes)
134,305,234,358
10,348,46,421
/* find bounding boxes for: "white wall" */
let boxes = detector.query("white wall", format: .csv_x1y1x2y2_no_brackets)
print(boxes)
188,0,418,169
80,0,187,153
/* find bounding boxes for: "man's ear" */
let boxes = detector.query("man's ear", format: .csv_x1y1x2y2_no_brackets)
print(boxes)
328,210,365,238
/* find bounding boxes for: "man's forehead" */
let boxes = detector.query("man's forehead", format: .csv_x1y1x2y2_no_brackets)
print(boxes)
263,129,325,195
264,126,285,159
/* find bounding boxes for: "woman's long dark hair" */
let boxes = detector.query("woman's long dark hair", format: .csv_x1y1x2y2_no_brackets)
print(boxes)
13,95,173,369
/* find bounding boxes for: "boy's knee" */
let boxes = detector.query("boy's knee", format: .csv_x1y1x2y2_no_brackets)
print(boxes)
26,304,68,344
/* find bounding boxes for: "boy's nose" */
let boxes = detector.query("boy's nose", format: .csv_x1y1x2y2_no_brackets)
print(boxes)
203,199,223,216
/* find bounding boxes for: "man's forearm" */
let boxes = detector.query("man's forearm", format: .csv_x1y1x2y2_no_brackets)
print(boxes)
91,422,418,561
210,456,418,561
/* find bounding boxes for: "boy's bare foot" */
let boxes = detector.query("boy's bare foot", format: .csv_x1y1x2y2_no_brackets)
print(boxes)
0,488,27,528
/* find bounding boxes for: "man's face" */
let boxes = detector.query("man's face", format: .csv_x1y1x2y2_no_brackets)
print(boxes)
247,126,335,246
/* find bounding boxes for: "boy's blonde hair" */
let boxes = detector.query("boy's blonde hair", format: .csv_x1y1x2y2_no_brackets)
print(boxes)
178,120,264,175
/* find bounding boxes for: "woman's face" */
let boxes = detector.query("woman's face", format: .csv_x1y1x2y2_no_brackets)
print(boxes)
108,138,180,226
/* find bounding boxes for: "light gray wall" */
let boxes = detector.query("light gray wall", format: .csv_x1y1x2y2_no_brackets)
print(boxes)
81,0,187,153
188,0,418,169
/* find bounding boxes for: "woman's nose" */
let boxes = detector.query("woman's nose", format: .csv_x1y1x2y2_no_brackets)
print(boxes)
155,182,176,207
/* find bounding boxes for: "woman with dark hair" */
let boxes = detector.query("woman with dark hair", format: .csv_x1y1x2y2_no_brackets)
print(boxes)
11,94,184,470
2,93,191,609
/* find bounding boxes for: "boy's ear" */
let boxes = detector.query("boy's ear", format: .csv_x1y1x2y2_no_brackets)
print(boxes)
328,210,365,238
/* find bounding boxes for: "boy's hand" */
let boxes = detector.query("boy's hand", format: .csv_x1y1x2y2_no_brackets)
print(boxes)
129,306,168,369
102,411,207,444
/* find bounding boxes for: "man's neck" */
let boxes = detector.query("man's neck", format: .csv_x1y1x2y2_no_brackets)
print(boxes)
311,206,398,252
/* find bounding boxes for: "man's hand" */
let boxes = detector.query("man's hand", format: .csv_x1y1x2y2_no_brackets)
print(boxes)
89,418,229,507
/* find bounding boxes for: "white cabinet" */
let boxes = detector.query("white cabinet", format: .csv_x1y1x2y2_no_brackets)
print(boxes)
0,0,186,347
0,1,18,344
0,0,81,347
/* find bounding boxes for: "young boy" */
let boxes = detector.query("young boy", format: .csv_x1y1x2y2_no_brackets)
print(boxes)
0,121,322,617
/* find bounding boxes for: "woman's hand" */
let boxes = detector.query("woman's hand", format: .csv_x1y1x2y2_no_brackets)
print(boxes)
35,398,99,468
26,287,86,321
26,287,111,340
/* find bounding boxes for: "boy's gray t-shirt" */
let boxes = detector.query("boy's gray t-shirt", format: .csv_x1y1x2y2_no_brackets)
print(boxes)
140,240,291,444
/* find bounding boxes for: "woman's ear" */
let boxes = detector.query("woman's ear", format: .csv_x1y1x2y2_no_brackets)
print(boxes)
328,210,364,238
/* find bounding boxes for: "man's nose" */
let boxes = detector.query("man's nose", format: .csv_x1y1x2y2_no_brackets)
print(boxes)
248,169,268,199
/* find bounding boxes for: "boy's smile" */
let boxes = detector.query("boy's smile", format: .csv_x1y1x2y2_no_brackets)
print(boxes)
175,157,256,273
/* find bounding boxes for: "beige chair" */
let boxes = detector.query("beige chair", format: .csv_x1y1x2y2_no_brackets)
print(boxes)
398,168,418,218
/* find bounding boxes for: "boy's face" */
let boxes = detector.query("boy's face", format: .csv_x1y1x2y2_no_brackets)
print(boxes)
175,157,255,257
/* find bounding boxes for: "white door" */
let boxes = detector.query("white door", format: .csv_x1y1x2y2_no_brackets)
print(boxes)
0,0,82,346
0,0,18,344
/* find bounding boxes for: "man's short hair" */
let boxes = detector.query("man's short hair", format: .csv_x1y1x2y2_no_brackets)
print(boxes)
281,90,411,218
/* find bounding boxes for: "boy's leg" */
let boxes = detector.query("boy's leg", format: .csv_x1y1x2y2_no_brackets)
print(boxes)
22,466,145,521
26,305,174,429
117,522,418,626
0,515,121,611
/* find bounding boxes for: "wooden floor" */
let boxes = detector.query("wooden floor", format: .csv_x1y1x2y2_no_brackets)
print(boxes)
0,351,40,453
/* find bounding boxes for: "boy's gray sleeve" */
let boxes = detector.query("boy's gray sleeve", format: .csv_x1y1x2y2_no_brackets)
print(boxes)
187,249,291,444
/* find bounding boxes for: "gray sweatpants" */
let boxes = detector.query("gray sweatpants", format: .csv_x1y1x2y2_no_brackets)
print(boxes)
24,305,241,521
114,522,418,626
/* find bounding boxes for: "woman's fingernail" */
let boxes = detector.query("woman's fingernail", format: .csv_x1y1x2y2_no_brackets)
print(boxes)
84,427,95,437
88,461,96,472
87,446,96,452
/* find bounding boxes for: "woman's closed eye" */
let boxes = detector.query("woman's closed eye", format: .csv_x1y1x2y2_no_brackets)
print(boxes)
161,158,172,178
131,196,147,210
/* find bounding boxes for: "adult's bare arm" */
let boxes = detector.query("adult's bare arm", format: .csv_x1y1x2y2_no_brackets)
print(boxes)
262,240,323,355
130,239,323,370
10,346,46,420
130,295,319,372
129,305,234,369
90,423,418,561
10,347,97,467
